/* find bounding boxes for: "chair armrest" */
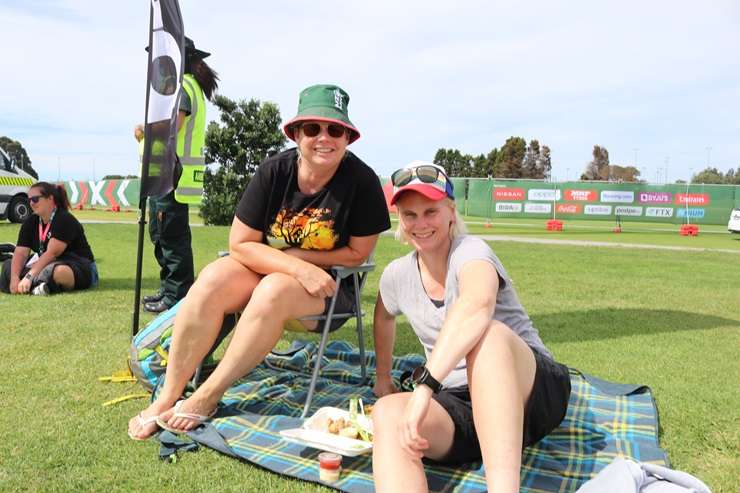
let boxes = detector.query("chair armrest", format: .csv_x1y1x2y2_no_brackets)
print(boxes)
331,262,375,279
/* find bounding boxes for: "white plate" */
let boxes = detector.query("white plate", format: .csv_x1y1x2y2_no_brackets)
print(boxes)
279,406,373,457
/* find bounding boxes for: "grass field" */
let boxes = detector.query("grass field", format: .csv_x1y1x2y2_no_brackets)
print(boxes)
1,219,738,492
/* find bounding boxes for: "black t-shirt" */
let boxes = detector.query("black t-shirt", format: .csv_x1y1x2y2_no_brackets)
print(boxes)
17,208,95,262
235,148,391,250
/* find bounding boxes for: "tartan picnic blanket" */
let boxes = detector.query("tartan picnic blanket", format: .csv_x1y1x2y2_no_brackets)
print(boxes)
157,340,669,492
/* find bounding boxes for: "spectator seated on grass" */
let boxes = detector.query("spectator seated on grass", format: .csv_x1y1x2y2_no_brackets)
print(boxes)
371,162,571,493
128,83,391,440
0,181,98,296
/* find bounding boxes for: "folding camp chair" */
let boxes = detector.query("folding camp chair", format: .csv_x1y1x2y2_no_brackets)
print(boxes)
192,254,374,419
289,261,374,418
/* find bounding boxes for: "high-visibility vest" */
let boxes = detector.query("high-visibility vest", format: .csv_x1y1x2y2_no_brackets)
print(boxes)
138,135,166,178
174,73,206,204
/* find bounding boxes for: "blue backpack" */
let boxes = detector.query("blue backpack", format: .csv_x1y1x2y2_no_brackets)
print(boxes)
129,302,181,391
129,300,236,391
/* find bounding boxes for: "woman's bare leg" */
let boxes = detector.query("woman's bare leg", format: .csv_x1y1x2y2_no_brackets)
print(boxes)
466,321,536,493
158,272,326,431
128,256,259,439
372,393,456,493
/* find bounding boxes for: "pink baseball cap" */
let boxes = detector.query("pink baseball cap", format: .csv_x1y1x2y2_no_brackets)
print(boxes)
390,161,455,205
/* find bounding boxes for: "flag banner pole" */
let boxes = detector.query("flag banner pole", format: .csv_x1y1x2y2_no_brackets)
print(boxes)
132,0,184,337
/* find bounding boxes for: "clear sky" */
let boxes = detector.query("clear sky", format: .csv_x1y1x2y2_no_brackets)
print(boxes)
2,0,738,183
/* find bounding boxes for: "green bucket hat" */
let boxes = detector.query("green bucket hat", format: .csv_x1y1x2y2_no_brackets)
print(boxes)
284,84,361,143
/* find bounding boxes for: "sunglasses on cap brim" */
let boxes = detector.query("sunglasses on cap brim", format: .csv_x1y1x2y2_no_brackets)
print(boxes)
391,165,449,187
298,122,348,139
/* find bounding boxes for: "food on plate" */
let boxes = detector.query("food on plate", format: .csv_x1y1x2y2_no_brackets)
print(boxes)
327,417,346,435
315,398,374,443
326,417,357,438
338,426,359,439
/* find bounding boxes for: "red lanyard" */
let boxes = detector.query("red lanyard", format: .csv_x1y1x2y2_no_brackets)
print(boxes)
38,209,56,248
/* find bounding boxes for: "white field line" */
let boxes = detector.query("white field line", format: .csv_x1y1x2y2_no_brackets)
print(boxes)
80,220,204,227
476,234,740,255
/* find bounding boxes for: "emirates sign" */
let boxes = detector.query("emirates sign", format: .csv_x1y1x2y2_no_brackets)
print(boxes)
674,193,710,206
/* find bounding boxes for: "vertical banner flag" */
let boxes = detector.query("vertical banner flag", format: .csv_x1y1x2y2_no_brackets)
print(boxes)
140,0,184,199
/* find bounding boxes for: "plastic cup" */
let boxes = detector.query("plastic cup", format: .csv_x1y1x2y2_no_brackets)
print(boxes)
318,452,342,482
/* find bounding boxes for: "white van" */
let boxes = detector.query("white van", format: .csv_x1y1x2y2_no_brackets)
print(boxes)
728,208,740,234
0,146,34,223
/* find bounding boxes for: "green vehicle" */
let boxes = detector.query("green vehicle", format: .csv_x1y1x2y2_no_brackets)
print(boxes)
0,146,34,223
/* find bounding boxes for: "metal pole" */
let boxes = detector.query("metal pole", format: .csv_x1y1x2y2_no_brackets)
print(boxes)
664,157,669,184
552,177,556,220
132,5,155,338
685,169,691,225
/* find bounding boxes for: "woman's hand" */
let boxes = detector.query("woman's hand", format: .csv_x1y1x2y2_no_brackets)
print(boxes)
16,276,32,294
295,263,336,298
398,386,433,458
373,375,399,397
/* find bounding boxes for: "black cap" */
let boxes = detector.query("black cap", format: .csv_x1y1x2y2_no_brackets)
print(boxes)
144,36,210,59
184,36,210,59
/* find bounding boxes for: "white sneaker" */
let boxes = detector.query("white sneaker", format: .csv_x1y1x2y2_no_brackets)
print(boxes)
32,282,50,296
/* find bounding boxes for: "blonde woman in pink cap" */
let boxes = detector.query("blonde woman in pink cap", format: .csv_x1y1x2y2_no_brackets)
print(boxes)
128,84,390,440
371,162,571,492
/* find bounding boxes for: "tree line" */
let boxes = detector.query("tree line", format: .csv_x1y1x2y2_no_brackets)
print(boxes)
579,144,740,184
580,145,641,182
0,136,39,179
688,167,740,185
5,96,740,226
433,137,552,179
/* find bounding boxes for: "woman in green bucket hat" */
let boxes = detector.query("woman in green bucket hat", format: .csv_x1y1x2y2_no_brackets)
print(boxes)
128,84,391,440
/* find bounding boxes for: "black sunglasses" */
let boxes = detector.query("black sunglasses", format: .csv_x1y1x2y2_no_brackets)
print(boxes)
29,195,44,204
299,122,347,139
391,165,446,187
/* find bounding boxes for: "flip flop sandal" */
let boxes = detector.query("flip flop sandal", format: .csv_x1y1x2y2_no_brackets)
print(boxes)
128,413,160,441
156,400,216,434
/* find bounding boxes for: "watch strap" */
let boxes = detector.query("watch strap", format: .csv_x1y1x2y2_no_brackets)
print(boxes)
413,366,442,393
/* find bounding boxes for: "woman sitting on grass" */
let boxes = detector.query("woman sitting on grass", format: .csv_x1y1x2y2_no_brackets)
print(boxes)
128,84,391,440
0,181,98,296
371,162,571,493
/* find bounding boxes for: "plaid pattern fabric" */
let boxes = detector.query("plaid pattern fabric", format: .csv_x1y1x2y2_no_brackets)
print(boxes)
165,341,668,492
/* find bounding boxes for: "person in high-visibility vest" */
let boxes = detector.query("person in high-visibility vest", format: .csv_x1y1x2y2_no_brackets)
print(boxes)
136,37,219,313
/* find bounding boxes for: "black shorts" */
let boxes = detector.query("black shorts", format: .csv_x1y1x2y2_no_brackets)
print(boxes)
0,256,97,293
64,258,96,290
430,348,571,465
308,280,356,333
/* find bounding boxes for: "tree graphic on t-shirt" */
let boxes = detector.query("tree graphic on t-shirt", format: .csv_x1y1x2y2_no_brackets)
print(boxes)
270,207,337,250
